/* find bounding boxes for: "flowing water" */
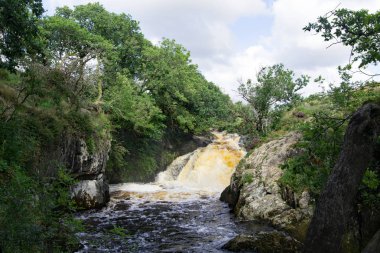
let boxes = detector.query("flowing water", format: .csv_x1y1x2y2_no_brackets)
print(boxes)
76,133,271,252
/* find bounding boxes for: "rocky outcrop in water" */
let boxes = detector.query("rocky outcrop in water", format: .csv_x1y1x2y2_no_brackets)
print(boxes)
62,136,111,209
222,231,302,253
221,132,313,240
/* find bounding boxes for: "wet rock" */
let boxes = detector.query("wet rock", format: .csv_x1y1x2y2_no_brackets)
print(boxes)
220,185,239,208
62,138,110,177
156,152,194,182
192,135,212,146
222,231,302,253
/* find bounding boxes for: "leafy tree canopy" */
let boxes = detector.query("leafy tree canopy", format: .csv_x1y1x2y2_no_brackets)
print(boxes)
304,8,380,69
54,3,146,78
0,0,44,70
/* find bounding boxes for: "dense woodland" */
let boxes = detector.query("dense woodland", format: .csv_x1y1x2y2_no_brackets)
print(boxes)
0,1,379,252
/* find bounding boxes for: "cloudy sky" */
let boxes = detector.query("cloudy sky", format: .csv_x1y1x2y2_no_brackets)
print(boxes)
42,0,380,100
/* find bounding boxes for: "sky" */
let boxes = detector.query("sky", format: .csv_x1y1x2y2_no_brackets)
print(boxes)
42,0,380,101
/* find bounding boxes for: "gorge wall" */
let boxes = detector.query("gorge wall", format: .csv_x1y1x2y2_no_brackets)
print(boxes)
38,132,111,210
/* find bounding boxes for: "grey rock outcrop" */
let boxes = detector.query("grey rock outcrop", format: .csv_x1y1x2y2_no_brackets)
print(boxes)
71,173,109,209
221,132,313,240
62,136,111,209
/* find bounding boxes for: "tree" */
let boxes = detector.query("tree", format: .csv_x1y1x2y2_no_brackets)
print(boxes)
304,8,380,72
238,64,309,133
55,3,146,79
139,38,233,133
103,74,165,139
41,16,113,102
0,0,44,70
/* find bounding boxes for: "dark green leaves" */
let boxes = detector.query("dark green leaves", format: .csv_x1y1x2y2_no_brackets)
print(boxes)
0,0,44,70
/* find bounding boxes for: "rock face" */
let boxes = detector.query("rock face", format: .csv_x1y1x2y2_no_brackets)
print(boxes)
62,136,111,209
63,138,110,177
221,132,313,240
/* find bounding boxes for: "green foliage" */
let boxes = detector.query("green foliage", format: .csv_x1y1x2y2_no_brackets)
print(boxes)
238,64,309,134
278,107,346,195
103,74,165,139
109,225,128,238
280,155,331,195
304,8,380,68
55,3,145,78
362,170,380,190
241,173,254,185
0,64,110,251
0,0,44,70
278,82,379,197
40,4,235,185
224,102,258,136
139,39,233,134
0,167,81,252
106,140,128,177
359,169,380,208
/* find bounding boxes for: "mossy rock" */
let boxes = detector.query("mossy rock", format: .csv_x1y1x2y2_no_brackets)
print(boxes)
222,231,302,253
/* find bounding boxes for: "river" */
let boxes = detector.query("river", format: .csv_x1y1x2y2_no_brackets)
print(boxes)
76,133,271,252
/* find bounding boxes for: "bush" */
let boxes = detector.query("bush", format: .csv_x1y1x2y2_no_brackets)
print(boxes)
0,167,82,252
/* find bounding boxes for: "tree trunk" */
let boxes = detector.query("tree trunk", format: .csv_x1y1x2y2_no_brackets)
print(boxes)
303,103,380,253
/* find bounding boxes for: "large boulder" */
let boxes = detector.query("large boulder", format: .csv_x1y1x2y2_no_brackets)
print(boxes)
221,132,313,240
71,174,109,209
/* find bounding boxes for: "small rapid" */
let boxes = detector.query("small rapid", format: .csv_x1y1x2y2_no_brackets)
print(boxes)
76,132,271,252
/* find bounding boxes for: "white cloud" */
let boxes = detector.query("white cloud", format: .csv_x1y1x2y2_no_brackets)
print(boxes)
201,0,380,100
45,0,268,59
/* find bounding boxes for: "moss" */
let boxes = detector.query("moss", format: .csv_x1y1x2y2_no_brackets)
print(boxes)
285,218,311,242
241,173,254,185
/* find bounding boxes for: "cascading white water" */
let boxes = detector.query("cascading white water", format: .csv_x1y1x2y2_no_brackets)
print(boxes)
156,132,245,193
111,132,246,200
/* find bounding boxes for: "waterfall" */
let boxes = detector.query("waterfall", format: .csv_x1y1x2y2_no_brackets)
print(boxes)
156,132,246,192
79,132,255,252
